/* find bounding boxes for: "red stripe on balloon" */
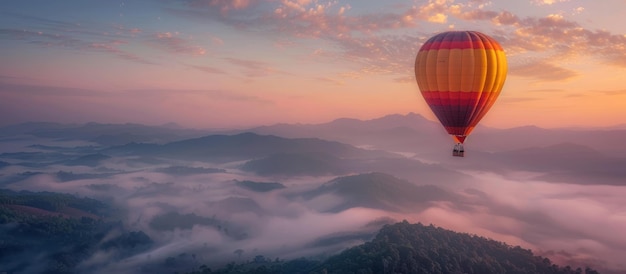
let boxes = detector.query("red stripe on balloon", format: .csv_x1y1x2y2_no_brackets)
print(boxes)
421,90,498,130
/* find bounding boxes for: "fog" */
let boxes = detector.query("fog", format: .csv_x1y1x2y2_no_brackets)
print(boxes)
2,123,625,273
7,158,390,273
413,171,626,272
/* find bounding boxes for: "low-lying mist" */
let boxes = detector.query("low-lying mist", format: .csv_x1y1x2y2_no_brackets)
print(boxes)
2,121,625,273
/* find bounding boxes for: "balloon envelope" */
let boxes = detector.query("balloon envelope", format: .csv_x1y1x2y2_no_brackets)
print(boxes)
415,31,507,144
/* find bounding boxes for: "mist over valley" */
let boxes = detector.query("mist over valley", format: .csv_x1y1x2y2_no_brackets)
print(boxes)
1,114,624,273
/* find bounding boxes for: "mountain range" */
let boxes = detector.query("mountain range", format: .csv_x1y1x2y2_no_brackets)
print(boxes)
3,113,624,187
3,113,624,155
4,113,625,156
103,132,394,163
244,113,626,157
1,113,623,273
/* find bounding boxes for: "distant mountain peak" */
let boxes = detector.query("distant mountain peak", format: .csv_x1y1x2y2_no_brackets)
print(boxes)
329,117,361,123
160,122,183,129
379,112,425,120
510,142,602,156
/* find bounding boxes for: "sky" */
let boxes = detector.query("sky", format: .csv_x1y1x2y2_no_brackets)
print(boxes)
1,0,626,129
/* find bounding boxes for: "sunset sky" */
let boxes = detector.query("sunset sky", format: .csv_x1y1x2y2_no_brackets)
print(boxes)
2,0,626,129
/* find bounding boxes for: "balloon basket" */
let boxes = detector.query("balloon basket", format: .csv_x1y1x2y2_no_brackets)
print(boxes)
452,143,464,157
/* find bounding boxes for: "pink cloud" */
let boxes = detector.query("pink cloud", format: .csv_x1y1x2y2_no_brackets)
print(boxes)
532,0,571,6
509,60,579,81
0,28,153,64
150,32,206,56
112,24,143,36
188,64,228,74
314,76,343,86
186,0,259,15
169,0,626,80
0,14,157,64
88,40,154,64
409,0,452,23
224,57,286,78
449,7,626,68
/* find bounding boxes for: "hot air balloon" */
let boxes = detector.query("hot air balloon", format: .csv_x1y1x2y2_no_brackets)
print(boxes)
414,31,507,157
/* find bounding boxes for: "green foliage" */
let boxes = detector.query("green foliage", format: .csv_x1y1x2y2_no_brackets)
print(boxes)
321,221,602,274
186,221,599,274
0,188,111,216
0,189,152,273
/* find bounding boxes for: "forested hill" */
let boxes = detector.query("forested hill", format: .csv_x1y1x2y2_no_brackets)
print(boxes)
188,221,599,274
0,189,153,273
314,221,598,274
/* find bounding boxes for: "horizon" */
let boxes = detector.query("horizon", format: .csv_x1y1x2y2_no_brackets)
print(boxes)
2,1,626,129
3,112,626,131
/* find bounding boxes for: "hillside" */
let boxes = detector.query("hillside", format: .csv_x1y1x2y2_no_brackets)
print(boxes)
244,113,626,157
300,172,455,213
0,189,111,217
104,132,395,162
246,113,449,154
0,189,152,273
241,152,347,176
461,143,626,185
185,221,598,274
0,121,211,145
